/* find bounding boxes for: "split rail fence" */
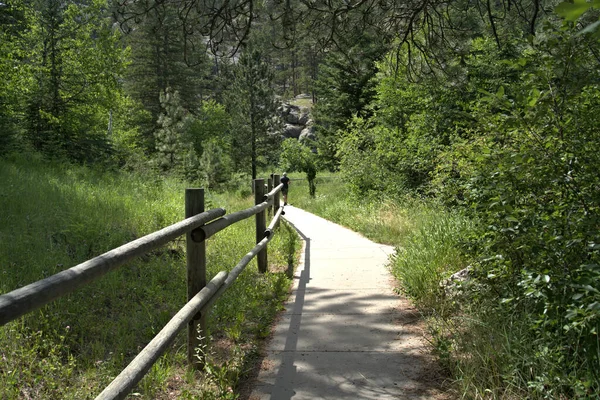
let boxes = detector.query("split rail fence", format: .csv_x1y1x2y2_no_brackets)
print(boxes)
0,175,286,400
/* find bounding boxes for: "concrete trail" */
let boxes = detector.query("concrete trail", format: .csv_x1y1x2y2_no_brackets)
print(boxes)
248,205,446,400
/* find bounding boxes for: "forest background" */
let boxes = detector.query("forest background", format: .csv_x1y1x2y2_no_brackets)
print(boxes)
1,0,600,398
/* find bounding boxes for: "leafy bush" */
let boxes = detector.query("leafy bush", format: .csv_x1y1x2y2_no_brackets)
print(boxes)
330,17,600,398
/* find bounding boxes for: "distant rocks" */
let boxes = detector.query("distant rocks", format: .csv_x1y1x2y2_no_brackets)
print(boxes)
283,123,303,139
279,95,315,142
299,125,315,142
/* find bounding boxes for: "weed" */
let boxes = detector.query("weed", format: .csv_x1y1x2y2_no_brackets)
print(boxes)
0,155,298,398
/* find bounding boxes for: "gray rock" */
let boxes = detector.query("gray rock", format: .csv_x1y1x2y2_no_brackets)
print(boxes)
298,111,310,125
299,126,316,142
440,266,472,298
283,124,304,139
286,113,300,124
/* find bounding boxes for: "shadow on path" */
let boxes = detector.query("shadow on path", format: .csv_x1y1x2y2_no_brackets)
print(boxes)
270,229,310,399
244,206,449,400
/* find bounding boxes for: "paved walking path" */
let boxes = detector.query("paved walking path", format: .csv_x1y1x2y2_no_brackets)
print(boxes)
248,205,447,400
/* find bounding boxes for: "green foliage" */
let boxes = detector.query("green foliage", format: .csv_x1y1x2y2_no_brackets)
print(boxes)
21,0,129,163
154,88,197,177
339,14,600,397
226,45,281,179
556,0,600,23
0,155,299,398
337,116,439,197
279,139,318,197
391,206,473,310
188,100,233,188
312,31,388,170
0,0,27,154
189,100,231,156
121,0,211,152
312,4,600,396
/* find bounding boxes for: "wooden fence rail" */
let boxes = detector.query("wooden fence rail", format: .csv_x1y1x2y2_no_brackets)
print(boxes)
0,175,286,400
0,207,226,325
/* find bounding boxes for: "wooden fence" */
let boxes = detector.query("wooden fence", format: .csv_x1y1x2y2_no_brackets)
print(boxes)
0,174,285,400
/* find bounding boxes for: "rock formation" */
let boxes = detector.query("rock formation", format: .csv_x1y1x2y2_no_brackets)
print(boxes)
279,95,315,143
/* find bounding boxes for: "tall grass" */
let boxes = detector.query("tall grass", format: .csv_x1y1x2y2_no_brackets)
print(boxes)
287,173,414,245
0,153,299,399
290,173,553,399
391,204,473,310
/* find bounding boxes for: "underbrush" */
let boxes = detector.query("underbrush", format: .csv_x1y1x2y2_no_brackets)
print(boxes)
290,174,600,399
0,153,299,399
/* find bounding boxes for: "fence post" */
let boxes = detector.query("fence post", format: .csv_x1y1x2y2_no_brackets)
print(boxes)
254,179,267,273
186,188,206,368
267,175,273,217
273,174,281,218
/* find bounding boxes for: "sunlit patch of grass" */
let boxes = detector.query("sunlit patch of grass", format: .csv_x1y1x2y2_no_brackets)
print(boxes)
288,97,313,109
390,204,473,310
288,173,416,245
0,154,299,399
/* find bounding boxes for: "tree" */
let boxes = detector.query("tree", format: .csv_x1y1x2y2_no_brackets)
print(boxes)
280,138,317,197
0,0,26,153
312,30,388,170
154,88,195,173
226,45,281,179
23,0,128,162
121,0,211,153
189,100,232,188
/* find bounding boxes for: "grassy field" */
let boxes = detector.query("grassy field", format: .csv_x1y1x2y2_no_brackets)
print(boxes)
0,154,300,399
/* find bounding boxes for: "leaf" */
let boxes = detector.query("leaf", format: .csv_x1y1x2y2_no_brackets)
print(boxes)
583,285,600,293
496,86,505,98
566,309,579,320
577,20,600,36
528,89,541,107
581,264,599,270
586,302,600,311
555,0,593,21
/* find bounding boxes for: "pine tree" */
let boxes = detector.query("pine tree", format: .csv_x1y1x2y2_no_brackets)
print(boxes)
227,46,281,179
122,0,211,153
154,88,194,172
312,30,388,170
23,0,128,162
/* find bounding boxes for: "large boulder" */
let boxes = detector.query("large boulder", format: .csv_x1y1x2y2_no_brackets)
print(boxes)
299,126,316,142
297,111,310,125
283,124,304,139
279,98,313,140
285,105,310,125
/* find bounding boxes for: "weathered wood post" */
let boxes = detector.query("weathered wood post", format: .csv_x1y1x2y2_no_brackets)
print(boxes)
254,179,267,273
186,188,206,368
267,175,273,217
273,174,281,221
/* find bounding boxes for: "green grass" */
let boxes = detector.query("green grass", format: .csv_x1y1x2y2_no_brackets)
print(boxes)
0,154,299,399
289,172,472,308
288,97,313,109
286,173,413,245
290,174,582,399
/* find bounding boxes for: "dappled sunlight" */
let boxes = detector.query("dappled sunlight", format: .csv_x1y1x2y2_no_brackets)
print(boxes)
248,206,448,399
